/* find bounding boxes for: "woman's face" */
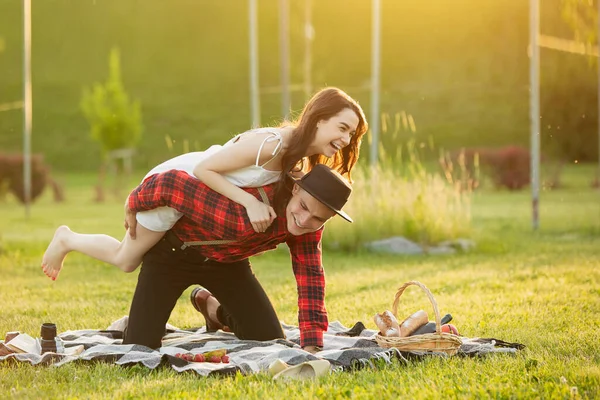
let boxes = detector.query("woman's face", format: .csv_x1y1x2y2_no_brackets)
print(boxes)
310,108,360,158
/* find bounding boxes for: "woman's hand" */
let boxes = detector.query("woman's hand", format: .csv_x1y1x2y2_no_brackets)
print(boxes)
124,200,138,239
245,198,277,233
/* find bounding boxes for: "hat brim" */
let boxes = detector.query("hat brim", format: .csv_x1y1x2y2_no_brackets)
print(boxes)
288,173,353,223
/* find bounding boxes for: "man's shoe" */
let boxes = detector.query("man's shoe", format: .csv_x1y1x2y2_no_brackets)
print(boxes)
190,287,229,332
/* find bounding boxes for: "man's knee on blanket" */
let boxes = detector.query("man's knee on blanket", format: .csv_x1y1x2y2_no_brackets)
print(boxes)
122,326,168,349
233,323,285,342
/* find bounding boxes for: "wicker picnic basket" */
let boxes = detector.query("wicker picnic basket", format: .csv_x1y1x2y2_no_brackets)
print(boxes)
375,281,462,355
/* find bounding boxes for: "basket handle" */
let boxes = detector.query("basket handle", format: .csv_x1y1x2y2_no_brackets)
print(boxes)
392,281,442,335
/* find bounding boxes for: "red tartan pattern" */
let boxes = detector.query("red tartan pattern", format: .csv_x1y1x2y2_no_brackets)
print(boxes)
127,170,327,347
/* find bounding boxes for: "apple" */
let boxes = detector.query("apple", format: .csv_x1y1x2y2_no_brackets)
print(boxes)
441,324,459,335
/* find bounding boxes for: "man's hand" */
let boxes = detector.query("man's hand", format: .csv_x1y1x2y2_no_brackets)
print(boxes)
124,200,138,239
302,346,322,354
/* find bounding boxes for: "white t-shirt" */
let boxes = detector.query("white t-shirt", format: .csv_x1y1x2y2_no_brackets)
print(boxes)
136,128,283,231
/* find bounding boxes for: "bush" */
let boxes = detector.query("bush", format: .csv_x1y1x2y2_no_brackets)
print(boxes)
444,146,530,191
0,153,49,203
491,146,530,190
80,47,143,155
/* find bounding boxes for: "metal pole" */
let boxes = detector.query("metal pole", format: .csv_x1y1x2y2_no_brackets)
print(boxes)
279,0,291,120
249,0,260,128
597,0,600,185
370,0,381,167
23,0,32,218
369,0,381,166
530,0,540,230
303,0,313,101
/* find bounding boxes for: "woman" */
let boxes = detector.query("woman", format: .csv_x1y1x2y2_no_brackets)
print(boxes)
41,87,368,280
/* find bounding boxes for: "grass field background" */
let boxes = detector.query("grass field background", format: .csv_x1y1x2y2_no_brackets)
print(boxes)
2,0,597,172
0,164,598,398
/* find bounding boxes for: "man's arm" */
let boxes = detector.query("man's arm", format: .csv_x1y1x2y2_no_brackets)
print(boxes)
285,229,328,350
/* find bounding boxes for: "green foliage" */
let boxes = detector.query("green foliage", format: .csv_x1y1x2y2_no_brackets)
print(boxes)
561,0,598,46
0,0,530,171
1,0,596,169
80,48,143,155
325,136,472,249
540,49,598,162
325,114,472,250
324,164,472,250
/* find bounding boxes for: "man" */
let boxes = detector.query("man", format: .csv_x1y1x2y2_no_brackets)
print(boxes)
122,164,353,353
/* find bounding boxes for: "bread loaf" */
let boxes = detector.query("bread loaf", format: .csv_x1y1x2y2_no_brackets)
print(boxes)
399,310,429,337
373,310,400,337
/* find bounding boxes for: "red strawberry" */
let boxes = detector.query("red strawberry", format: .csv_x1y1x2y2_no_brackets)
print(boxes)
194,353,205,362
175,353,181,358
209,355,221,363
221,355,230,363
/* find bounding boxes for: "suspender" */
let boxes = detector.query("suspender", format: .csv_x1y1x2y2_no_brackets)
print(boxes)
256,186,270,205
179,187,270,250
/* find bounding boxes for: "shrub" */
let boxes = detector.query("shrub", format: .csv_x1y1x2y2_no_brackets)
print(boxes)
80,47,143,155
443,146,531,191
484,146,530,190
0,153,49,203
0,176,9,202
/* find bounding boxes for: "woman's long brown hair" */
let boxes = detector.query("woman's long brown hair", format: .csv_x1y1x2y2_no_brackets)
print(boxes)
273,87,368,213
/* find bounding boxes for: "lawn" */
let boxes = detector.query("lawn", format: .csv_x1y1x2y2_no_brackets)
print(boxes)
0,165,599,399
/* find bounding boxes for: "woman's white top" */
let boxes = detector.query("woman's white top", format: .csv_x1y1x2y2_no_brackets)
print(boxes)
136,128,283,231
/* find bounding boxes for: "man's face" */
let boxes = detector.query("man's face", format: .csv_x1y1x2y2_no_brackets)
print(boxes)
285,185,337,236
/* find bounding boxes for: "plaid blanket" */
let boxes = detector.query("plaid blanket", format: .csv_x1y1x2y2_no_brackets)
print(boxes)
0,317,524,377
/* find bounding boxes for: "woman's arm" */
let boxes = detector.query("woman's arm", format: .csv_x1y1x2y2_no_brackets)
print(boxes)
193,133,281,232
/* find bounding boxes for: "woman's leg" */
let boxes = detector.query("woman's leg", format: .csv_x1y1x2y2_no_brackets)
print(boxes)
41,224,165,280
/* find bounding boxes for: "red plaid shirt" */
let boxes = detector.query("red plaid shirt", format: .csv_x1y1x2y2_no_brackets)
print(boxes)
127,169,327,348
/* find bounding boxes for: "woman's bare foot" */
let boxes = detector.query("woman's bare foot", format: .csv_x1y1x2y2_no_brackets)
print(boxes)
41,225,73,281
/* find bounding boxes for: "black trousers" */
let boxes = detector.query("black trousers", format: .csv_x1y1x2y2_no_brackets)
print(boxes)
122,233,285,349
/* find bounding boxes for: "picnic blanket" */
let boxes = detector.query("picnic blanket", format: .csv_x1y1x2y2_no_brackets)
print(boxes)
0,317,524,377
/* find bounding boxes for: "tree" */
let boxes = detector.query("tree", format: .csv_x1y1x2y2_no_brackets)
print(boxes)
81,47,142,154
80,48,143,200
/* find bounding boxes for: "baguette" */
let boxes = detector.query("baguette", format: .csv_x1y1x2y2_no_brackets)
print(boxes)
373,310,400,337
399,310,429,337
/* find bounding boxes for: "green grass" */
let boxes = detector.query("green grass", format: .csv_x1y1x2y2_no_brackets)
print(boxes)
5,0,596,173
0,165,599,399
